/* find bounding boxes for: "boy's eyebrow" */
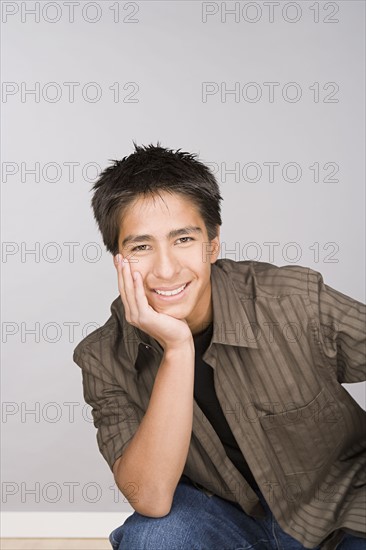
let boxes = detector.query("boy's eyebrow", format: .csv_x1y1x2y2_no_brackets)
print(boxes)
122,226,203,248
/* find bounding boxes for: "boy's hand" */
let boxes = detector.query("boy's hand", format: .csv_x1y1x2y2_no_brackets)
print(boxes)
114,254,193,351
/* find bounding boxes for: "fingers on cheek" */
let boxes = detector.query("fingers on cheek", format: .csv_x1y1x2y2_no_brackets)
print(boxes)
123,301,132,323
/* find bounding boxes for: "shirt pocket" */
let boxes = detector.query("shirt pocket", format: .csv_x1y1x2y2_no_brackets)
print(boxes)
259,387,345,476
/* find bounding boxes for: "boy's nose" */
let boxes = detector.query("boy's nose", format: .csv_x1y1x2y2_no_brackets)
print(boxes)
152,250,181,280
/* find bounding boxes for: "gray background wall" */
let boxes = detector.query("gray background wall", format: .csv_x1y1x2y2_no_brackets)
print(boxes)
2,0,365,514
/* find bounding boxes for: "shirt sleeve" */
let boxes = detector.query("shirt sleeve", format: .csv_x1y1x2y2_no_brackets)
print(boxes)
73,345,144,472
307,269,366,384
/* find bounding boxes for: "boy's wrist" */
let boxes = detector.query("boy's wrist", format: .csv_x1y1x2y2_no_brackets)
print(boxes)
163,339,195,356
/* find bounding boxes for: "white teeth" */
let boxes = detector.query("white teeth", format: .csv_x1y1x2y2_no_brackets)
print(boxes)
155,283,187,296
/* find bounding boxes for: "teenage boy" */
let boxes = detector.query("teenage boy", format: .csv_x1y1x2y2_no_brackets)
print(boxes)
73,144,366,550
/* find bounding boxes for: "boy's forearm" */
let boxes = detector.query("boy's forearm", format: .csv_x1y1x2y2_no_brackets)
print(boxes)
114,340,195,517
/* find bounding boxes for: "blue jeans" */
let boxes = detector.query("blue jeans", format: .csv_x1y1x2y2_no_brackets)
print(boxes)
109,475,365,550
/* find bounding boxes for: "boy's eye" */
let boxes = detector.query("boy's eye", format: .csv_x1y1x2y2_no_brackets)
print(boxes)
131,244,148,252
131,237,194,252
177,237,193,244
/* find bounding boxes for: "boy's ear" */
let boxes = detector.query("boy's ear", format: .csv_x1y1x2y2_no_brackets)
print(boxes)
209,227,221,263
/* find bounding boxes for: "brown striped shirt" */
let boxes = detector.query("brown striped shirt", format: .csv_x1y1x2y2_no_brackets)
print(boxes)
73,259,366,549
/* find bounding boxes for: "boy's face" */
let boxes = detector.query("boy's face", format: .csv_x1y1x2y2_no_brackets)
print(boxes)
118,191,220,335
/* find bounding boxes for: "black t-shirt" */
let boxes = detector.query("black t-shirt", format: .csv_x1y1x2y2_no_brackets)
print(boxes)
193,322,259,492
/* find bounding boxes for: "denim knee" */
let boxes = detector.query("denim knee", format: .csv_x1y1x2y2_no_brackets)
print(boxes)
337,532,366,549
109,479,219,550
111,508,199,550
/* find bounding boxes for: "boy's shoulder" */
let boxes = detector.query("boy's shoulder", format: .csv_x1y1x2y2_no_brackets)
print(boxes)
73,296,123,361
213,258,320,298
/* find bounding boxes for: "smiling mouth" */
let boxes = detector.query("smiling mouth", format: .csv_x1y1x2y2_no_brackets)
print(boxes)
153,282,189,296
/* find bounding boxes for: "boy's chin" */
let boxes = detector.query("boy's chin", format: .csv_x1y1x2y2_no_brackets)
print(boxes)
155,306,188,321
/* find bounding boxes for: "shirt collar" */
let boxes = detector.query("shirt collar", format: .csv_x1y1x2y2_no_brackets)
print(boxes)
209,260,259,349
110,260,259,371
